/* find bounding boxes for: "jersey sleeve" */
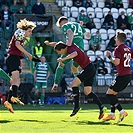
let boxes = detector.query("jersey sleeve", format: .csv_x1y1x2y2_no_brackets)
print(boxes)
114,48,121,59
67,46,77,54
131,49,133,59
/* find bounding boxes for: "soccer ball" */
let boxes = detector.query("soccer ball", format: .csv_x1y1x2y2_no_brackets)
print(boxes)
14,29,25,41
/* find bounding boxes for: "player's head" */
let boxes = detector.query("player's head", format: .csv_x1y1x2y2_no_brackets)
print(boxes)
17,19,36,37
54,41,67,55
115,31,126,45
40,54,46,63
56,16,68,27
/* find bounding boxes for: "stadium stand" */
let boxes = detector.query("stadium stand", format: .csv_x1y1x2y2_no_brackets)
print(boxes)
0,0,132,104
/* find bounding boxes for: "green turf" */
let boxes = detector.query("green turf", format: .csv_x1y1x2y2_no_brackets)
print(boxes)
0,104,133,133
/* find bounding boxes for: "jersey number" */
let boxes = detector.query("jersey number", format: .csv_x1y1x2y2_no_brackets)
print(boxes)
71,24,82,36
124,53,131,67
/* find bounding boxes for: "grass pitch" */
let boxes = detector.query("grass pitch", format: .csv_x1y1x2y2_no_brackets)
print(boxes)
0,104,133,133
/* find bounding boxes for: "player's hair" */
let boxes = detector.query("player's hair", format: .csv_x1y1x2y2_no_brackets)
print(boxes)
116,31,126,42
17,19,36,30
56,16,68,27
54,41,67,51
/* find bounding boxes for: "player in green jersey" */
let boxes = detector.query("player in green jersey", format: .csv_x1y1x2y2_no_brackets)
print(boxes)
45,16,90,92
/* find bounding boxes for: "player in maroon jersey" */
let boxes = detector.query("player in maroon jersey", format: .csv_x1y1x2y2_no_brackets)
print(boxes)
54,41,107,119
4,19,36,113
103,31,133,123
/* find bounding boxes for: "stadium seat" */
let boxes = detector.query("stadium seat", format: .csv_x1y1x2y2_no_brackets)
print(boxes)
62,6,70,17
26,6,32,14
4,28,13,40
10,5,19,13
91,28,98,35
105,39,109,47
70,6,78,18
98,1,105,8
111,8,119,19
122,0,129,9
118,8,126,15
97,74,105,86
127,8,133,15
65,0,73,7
83,39,89,51
84,28,91,39
68,17,76,22
100,44,106,51
87,7,95,18
124,29,132,34
86,50,96,62
104,74,113,85
58,0,65,7
92,1,97,8
95,8,103,19
93,18,101,29
103,7,110,17
95,50,104,59
79,7,87,15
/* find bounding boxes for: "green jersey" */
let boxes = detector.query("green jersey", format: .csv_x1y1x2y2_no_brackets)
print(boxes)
35,62,50,83
61,22,86,50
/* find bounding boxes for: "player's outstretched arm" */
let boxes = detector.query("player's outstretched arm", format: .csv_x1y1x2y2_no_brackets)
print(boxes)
44,40,57,47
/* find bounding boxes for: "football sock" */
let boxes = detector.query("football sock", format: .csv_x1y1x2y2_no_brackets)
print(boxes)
111,105,116,113
72,87,79,109
34,93,38,102
88,92,103,110
54,65,64,85
7,90,13,103
41,94,45,103
106,94,123,112
0,68,10,82
12,85,18,97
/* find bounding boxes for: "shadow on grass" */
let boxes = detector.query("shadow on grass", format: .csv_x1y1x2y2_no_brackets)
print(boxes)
0,120,13,123
114,123,133,127
19,119,50,124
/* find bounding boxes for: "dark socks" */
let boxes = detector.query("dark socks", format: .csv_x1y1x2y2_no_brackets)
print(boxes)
12,85,18,97
72,87,79,109
7,90,13,103
88,92,103,110
111,105,116,113
106,94,123,112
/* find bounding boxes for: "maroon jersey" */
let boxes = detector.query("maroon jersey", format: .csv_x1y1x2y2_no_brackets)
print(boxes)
114,44,133,76
67,44,91,68
8,35,24,58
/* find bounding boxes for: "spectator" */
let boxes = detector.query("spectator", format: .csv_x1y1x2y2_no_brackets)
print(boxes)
77,9,88,28
105,0,116,9
32,0,46,15
129,0,133,8
102,11,115,30
128,11,133,30
89,31,102,51
86,13,96,29
73,0,83,7
13,0,27,6
34,55,50,106
85,0,93,8
125,32,133,49
33,40,44,66
16,7,26,14
117,11,129,30
0,79,9,104
106,35,116,52
1,5,13,29
93,56,108,75
114,0,123,9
